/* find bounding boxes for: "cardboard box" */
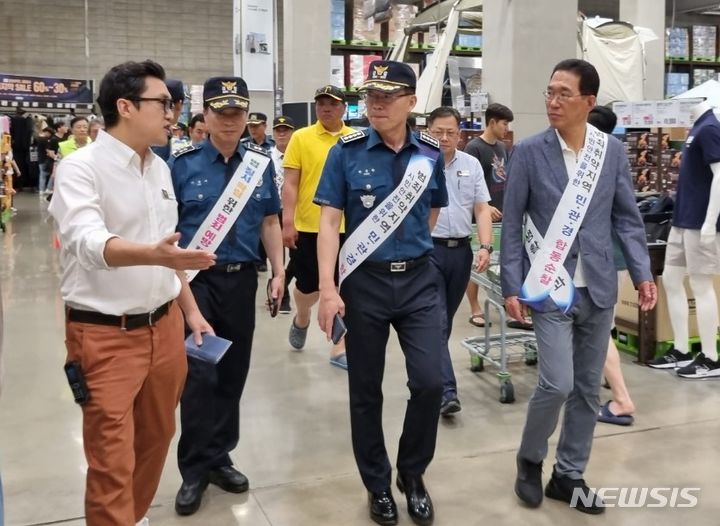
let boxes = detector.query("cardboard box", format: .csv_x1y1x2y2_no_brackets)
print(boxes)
666,27,689,58
615,274,720,342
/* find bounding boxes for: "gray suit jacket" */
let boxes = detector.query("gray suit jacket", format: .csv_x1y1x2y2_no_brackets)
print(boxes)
500,127,652,311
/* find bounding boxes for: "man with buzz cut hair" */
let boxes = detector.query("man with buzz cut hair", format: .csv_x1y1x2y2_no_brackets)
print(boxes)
49,60,216,526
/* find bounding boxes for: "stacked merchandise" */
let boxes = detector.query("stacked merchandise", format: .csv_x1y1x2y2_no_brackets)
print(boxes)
625,131,658,192
330,56,345,88
388,3,418,43
692,25,717,61
693,68,716,87
350,55,383,87
331,0,345,42
660,134,682,193
0,124,12,229
189,85,203,116
666,27,689,59
666,72,690,97
353,0,382,44
457,33,482,50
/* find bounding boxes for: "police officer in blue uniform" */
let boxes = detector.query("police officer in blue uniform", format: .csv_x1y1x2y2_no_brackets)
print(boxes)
241,112,276,151
315,61,448,526
170,77,285,516
152,78,185,161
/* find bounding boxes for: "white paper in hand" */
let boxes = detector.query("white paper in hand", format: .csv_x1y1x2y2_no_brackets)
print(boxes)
185,334,232,364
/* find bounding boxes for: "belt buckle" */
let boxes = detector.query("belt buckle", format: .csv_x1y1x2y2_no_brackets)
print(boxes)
448,239,459,248
227,263,242,273
148,308,157,326
390,261,407,272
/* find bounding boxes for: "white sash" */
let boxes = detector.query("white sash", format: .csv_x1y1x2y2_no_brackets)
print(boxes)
338,154,435,286
185,149,270,282
519,125,608,312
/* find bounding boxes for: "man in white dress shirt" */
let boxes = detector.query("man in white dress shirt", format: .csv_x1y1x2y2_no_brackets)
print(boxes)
49,60,216,526
427,106,493,416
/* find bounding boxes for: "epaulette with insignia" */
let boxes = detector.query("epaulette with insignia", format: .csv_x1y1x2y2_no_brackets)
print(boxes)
173,144,197,158
244,141,270,156
418,131,440,149
340,130,368,144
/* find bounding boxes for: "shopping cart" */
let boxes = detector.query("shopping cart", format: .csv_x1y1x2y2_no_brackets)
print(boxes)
462,229,537,403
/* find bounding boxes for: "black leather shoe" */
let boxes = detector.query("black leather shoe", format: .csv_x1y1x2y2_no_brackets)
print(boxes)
545,468,605,514
209,465,250,493
396,473,433,526
368,489,398,526
515,456,543,507
175,478,209,516
440,395,461,417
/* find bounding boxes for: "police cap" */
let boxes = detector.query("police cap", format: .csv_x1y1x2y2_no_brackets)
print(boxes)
247,112,268,124
314,85,346,102
272,116,296,129
359,60,416,93
203,77,250,112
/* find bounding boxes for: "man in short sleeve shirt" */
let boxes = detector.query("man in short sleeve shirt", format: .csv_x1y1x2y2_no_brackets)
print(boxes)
315,61,448,526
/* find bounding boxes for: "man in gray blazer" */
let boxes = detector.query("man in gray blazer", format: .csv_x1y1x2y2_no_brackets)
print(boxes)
501,59,657,514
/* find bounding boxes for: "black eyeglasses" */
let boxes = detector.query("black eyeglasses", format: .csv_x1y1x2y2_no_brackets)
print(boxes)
128,97,174,113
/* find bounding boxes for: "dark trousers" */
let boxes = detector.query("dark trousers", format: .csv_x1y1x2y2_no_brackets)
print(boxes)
431,243,473,396
177,267,258,483
341,262,444,492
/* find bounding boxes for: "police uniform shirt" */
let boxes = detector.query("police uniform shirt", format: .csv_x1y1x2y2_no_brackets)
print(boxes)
241,135,275,151
314,128,448,262
49,129,181,315
432,149,490,239
151,139,172,162
170,139,280,265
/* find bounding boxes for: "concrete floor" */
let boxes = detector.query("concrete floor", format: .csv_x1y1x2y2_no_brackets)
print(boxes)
1,193,719,526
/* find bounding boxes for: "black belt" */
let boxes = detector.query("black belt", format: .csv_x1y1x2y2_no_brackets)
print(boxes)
363,254,430,272
208,262,255,273
67,301,171,331
432,237,470,248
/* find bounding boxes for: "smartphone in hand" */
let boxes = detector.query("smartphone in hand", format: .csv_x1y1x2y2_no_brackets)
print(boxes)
331,313,347,344
266,279,279,317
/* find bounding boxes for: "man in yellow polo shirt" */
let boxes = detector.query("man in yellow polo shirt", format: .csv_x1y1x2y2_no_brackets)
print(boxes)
58,116,92,158
282,85,354,369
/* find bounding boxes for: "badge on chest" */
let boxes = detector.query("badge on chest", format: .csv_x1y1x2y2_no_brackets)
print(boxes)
360,194,376,208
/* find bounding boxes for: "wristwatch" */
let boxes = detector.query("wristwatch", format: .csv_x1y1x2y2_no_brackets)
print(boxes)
478,243,494,254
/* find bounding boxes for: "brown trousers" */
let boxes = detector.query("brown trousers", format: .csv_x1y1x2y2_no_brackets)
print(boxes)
65,301,187,525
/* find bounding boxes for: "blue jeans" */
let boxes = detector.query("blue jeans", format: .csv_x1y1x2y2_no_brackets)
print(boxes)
38,165,50,193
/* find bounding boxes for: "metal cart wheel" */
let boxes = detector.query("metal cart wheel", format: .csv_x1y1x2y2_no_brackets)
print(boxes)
499,381,515,404
470,354,484,372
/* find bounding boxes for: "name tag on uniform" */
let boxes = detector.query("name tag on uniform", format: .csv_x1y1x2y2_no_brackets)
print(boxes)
457,170,470,177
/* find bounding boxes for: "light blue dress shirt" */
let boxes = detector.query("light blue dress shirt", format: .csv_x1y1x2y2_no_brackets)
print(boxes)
432,149,490,238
